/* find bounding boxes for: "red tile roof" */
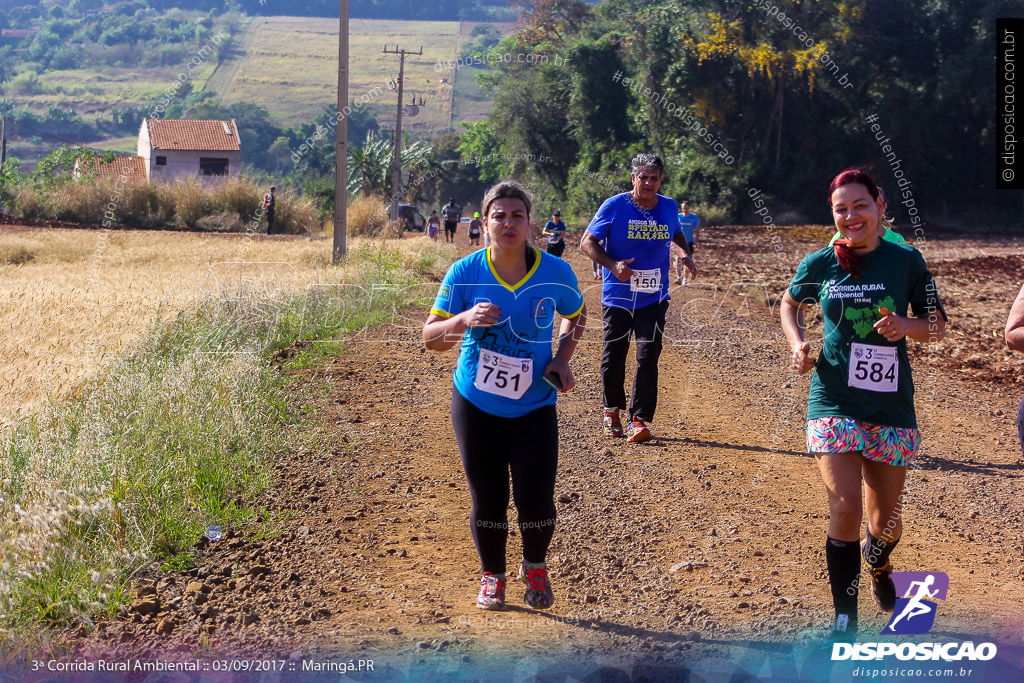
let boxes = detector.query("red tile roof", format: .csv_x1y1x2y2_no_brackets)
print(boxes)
145,119,240,152
78,155,147,180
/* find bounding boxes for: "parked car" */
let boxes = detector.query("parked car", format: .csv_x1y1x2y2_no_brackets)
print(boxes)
393,204,426,232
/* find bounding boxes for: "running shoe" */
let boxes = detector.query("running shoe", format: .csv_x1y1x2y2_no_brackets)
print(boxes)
625,415,652,443
518,561,554,609
476,572,506,610
674,276,682,285
603,407,623,437
862,544,897,612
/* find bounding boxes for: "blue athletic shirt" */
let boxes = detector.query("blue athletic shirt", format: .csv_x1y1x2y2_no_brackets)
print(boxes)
587,192,682,310
677,212,700,243
544,219,566,244
430,246,585,417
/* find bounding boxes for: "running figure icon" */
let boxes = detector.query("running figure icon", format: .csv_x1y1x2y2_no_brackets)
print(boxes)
886,574,938,632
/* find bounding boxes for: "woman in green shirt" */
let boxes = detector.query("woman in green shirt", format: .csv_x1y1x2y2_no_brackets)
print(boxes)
780,168,947,638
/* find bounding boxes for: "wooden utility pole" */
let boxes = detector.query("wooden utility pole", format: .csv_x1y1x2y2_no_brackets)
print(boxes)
332,0,349,262
383,45,422,225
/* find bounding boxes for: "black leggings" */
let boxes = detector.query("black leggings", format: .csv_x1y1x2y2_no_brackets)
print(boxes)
451,389,558,575
546,241,565,258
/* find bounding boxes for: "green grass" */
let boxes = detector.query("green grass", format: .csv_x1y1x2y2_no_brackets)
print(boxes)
0,238,457,640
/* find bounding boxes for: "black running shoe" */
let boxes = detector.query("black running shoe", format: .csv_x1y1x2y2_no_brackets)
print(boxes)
862,543,897,613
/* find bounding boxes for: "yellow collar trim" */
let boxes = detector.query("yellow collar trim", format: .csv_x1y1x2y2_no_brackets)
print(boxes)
486,246,541,291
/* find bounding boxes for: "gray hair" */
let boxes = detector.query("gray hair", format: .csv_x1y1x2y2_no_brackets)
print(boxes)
630,153,664,175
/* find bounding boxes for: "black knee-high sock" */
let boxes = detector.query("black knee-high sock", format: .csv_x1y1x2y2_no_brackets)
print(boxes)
826,537,860,619
863,528,900,569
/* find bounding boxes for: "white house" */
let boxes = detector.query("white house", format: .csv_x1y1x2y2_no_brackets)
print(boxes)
137,118,242,183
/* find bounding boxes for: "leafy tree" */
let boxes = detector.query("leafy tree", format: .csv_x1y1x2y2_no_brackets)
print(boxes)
31,145,114,190
45,18,78,40
0,158,21,210
345,131,437,199
68,0,104,17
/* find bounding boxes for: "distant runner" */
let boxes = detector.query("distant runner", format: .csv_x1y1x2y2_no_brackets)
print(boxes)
543,210,567,258
673,200,700,284
781,168,947,639
427,210,441,242
580,153,696,443
442,197,462,244
469,212,483,247
423,181,587,611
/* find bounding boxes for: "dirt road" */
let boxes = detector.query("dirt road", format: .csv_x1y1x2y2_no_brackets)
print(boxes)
61,227,1024,681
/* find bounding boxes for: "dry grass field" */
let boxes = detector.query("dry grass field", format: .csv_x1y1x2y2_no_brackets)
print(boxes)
0,228,438,429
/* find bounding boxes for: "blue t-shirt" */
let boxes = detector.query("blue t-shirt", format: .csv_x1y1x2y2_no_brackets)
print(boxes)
430,246,585,417
587,193,682,310
678,212,700,243
544,219,566,243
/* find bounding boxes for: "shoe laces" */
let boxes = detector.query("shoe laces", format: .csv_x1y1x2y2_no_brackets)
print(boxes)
522,565,549,591
869,561,892,580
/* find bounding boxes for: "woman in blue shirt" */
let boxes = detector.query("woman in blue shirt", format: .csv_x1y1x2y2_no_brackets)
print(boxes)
422,181,587,611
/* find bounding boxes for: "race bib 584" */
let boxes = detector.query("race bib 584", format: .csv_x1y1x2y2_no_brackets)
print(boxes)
848,343,898,392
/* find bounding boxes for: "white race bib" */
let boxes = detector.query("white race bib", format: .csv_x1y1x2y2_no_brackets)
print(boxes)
475,348,532,399
848,343,898,392
630,268,661,293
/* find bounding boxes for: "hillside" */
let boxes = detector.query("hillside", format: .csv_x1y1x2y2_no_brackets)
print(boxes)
211,17,497,132
3,16,511,167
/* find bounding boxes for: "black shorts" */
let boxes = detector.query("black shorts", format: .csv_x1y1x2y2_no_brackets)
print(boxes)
444,221,458,234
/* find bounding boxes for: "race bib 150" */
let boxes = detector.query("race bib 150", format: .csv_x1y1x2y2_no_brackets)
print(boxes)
630,268,661,293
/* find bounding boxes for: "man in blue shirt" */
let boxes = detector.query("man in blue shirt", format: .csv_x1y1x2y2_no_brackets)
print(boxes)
580,154,696,442
675,200,700,284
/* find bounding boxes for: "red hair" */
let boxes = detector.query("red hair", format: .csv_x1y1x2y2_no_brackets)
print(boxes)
829,168,881,279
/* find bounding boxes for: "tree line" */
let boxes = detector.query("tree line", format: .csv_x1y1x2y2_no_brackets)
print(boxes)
458,0,1019,226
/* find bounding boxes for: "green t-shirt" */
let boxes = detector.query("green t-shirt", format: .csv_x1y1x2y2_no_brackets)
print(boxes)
788,241,946,429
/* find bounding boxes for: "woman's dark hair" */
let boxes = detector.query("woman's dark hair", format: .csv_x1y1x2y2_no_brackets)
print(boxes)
482,181,532,219
829,167,882,279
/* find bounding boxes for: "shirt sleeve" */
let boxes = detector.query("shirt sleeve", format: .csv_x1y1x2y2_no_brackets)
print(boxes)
587,197,617,240
694,214,700,227
430,261,468,319
908,251,949,322
788,252,823,304
555,263,585,318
